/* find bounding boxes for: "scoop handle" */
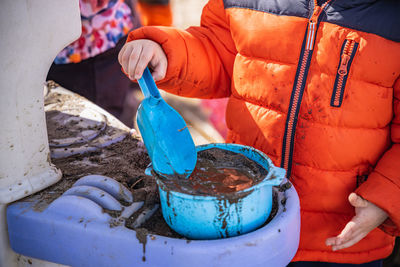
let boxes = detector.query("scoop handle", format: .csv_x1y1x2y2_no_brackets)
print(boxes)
137,67,161,99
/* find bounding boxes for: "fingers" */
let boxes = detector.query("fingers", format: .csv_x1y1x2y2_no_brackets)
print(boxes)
325,237,336,247
331,232,367,251
128,45,143,80
326,193,390,252
333,220,357,244
150,55,168,81
119,44,134,77
348,193,368,208
325,220,363,250
118,40,168,81
117,43,124,64
134,45,154,80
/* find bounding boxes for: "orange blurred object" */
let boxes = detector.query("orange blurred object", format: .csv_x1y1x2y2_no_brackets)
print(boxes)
69,53,81,63
136,1,172,26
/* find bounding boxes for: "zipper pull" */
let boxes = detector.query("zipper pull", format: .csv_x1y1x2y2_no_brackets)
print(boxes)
306,6,323,51
306,0,332,50
338,40,356,76
310,6,322,23
338,53,350,76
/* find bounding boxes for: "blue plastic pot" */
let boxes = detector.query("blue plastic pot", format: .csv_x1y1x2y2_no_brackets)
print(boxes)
147,143,286,240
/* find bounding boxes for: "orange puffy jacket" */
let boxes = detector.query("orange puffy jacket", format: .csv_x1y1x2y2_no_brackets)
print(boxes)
126,0,400,263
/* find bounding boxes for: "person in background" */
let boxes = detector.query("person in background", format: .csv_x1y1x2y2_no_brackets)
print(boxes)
47,0,172,127
118,0,400,266
47,0,140,127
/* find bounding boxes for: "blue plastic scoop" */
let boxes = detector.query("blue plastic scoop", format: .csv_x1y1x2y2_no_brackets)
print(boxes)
136,67,197,178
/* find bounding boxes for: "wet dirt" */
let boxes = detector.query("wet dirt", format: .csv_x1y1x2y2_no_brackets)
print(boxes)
28,136,155,211
158,148,269,196
135,228,148,262
27,130,280,241
27,85,280,241
45,91,84,141
138,208,182,238
46,110,82,140
27,136,280,240
278,181,292,192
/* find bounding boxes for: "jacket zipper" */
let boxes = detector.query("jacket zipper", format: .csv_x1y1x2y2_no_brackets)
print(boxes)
281,0,331,177
331,39,359,107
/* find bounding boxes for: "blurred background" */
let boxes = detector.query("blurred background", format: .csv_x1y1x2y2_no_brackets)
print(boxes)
171,0,207,28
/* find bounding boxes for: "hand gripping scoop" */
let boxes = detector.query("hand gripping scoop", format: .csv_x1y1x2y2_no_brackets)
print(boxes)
136,67,197,178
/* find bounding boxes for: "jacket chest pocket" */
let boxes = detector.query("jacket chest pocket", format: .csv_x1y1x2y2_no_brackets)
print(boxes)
330,39,359,107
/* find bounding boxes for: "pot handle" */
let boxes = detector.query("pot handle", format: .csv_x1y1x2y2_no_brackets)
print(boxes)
145,163,153,176
264,166,286,186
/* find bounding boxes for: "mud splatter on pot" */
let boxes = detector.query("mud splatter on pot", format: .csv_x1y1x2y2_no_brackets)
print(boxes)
146,143,285,240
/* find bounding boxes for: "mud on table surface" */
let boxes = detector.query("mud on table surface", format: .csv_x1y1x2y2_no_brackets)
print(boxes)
26,137,284,239
28,136,153,208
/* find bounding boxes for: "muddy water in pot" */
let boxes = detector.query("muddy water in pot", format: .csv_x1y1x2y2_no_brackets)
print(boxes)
158,148,269,196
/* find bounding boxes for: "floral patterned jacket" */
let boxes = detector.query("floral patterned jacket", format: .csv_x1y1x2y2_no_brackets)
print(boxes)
55,0,134,64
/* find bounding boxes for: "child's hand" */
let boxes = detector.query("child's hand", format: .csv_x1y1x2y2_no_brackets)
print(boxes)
325,193,388,251
118,39,167,81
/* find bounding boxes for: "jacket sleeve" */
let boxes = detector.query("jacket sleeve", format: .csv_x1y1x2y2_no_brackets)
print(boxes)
355,76,400,236
126,0,236,98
